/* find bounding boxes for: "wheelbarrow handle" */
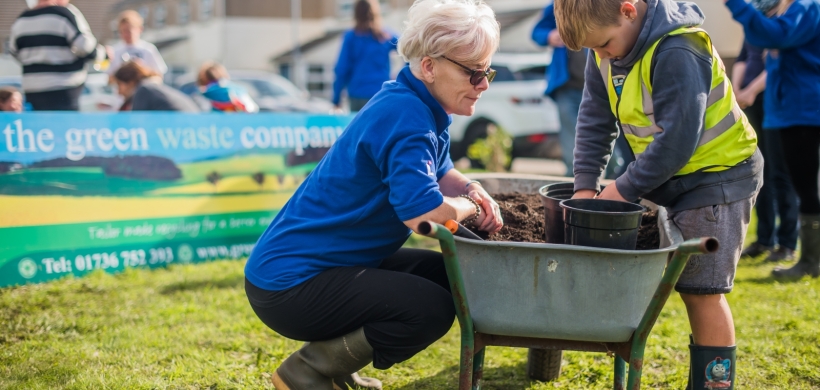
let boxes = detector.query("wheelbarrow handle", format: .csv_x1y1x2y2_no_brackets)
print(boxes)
418,220,478,389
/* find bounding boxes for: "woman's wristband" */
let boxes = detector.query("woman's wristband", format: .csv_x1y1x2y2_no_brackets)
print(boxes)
458,194,481,225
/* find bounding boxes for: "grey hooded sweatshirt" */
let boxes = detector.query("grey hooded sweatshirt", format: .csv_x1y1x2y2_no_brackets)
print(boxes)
573,0,763,212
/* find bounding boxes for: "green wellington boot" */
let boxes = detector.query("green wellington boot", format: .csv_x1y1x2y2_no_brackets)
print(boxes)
773,214,820,280
271,328,382,390
690,343,736,390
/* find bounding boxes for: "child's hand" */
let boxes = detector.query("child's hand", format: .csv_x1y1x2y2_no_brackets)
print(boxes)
596,184,628,202
572,189,597,199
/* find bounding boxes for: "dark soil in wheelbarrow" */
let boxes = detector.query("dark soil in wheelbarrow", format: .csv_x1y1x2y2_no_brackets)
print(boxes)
468,192,660,250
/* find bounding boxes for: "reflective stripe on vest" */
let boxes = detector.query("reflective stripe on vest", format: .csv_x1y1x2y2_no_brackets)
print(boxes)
595,27,757,175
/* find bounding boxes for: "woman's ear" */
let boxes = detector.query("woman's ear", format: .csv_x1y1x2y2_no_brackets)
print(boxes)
419,56,436,83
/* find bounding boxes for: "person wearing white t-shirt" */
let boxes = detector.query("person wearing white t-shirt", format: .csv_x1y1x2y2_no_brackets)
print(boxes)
107,10,168,79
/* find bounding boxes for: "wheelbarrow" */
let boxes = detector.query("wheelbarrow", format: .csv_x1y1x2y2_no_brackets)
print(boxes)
418,174,718,390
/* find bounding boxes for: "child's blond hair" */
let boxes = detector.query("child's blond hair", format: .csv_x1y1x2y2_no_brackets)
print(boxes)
118,10,144,28
554,0,631,51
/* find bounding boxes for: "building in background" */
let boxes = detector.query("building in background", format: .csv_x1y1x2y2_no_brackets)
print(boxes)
1,0,744,96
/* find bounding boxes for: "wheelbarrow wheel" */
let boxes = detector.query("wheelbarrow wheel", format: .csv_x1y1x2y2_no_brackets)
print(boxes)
526,348,562,382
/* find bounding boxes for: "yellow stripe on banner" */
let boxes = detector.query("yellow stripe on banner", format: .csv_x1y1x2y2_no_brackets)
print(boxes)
0,192,294,228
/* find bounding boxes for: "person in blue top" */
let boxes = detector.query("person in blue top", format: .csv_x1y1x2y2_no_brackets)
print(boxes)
734,1,800,264
725,0,820,280
531,3,633,177
196,61,258,113
245,1,503,389
332,0,399,112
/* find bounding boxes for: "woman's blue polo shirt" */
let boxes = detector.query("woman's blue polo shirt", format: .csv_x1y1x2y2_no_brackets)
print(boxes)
244,66,454,291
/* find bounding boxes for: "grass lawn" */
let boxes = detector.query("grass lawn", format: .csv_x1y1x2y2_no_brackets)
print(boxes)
2,224,819,389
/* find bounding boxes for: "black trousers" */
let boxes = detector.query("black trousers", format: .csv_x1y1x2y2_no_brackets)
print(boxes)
779,126,820,214
25,85,83,111
745,99,799,249
245,248,455,369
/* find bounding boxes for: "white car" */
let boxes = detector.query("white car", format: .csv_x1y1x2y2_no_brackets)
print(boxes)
80,71,123,112
449,52,560,166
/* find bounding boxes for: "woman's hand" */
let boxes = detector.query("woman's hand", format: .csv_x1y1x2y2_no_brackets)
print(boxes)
467,184,503,234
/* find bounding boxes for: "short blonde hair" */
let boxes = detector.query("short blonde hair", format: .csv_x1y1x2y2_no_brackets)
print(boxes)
118,10,144,27
554,0,626,51
398,0,499,71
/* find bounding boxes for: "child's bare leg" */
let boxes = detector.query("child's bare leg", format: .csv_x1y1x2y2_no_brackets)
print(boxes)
680,293,735,346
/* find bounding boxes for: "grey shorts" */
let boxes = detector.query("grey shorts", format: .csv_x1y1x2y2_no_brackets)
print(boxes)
667,196,754,295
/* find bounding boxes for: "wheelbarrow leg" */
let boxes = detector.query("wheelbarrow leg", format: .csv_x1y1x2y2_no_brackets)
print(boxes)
614,356,625,390
472,347,486,390
459,337,475,390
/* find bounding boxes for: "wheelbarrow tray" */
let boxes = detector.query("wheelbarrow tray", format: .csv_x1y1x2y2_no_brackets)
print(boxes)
457,174,683,343
454,238,672,342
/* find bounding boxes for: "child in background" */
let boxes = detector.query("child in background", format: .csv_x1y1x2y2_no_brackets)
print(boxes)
0,87,24,113
554,0,762,388
196,62,258,113
107,10,168,79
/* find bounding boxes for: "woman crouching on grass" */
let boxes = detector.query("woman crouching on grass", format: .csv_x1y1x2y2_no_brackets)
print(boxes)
243,0,503,388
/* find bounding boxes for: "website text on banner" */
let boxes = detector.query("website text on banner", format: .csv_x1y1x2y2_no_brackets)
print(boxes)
0,113,353,287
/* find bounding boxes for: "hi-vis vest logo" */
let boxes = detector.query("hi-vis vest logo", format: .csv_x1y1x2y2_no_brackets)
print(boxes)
612,75,626,96
426,160,436,176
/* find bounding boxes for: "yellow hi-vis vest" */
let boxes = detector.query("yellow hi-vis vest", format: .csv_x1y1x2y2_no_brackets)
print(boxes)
594,27,757,175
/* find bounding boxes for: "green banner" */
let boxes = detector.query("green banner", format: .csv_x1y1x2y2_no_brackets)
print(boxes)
0,112,353,287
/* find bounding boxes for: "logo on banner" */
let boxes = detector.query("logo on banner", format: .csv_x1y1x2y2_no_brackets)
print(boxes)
18,258,37,279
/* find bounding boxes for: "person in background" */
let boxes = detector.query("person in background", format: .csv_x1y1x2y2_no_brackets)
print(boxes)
107,10,168,79
734,0,799,263
113,61,199,112
726,0,820,279
196,61,259,113
8,0,103,111
333,0,399,112
245,1,503,388
531,3,633,177
0,87,24,113
531,3,587,176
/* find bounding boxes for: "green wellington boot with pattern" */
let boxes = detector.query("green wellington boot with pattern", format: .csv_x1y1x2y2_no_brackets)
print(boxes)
271,328,381,390
690,343,736,390
773,214,820,279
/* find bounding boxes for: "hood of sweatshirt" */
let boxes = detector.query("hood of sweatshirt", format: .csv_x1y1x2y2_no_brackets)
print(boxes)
613,0,705,68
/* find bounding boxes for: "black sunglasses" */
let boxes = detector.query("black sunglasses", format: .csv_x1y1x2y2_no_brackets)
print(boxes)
441,56,496,86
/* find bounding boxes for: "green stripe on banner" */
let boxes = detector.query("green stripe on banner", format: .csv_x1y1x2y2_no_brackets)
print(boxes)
0,235,262,287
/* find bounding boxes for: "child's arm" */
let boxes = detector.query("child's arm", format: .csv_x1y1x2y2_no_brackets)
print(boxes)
612,35,713,202
726,0,820,49
573,55,619,193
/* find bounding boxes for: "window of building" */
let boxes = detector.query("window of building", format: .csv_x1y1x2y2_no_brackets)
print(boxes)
306,64,334,99
154,4,167,28
200,0,213,20
178,0,190,25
